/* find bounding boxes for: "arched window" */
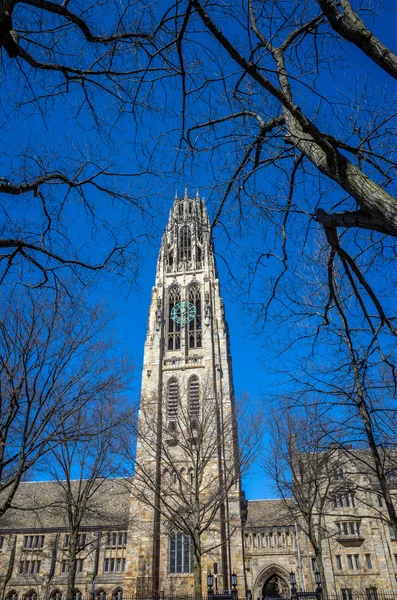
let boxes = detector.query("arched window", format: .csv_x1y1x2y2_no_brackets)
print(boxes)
196,227,203,265
188,283,202,348
167,243,173,268
188,376,200,424
178,225,191,263
50,592,62,600
169,531,193,573
168,285,181,350
112,589,123,600
74,591,83,600
6,591,18,600
167,378,179,423
95,591,107,600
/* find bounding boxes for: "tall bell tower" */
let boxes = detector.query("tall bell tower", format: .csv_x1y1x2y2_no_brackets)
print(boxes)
126,190,245,596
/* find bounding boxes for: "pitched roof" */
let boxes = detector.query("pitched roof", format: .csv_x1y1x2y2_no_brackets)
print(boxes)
0,478,132,532
246,499,294,528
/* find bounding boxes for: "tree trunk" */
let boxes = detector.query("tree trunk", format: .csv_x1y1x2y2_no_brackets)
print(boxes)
66,531,78,600
314,548,328,600
194,545,202,600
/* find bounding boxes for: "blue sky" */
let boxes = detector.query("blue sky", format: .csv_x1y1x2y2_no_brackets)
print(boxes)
3,0,396,499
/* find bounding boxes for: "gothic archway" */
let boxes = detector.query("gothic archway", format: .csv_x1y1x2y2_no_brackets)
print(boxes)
253,565,290,600
262,574,289,599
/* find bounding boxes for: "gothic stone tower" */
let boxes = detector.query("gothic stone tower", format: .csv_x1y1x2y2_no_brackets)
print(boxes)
126,191,245,596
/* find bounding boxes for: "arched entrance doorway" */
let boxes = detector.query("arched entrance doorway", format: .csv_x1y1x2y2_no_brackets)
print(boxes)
253,565,290,600
262,574,289,599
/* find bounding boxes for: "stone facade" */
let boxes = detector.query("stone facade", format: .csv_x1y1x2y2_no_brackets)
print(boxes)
1,193,397,599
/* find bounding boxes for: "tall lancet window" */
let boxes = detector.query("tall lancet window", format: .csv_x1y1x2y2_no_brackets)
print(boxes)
188,283,202,348
178,225,191,263
196,226,203,266
168,285,181,350
188,376,200,424
167,378,179,423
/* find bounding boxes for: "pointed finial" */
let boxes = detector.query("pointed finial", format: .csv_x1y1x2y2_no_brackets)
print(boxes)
196,189,200,199
184,187,188,199
175,190,178,200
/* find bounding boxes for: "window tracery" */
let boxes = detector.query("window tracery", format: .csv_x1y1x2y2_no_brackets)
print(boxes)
169,531,193,574
178,225,191,263
167,378,179,423
196,227,203,266
168,286,181,350
188,376,200,425
188,283,202,348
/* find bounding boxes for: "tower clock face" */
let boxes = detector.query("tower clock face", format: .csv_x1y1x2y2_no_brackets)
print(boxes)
171,301,196,324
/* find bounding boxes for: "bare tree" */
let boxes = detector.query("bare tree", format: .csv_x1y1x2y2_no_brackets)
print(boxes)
0,0,167,290
44,394,134,600
267,405,344,598
0,286,131,520
121,1,397,462
130,380,260,598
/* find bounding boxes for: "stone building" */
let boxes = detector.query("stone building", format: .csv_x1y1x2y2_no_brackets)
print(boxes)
0,192,397,599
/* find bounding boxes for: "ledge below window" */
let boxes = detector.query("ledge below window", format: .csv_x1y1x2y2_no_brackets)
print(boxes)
336,535,365,547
